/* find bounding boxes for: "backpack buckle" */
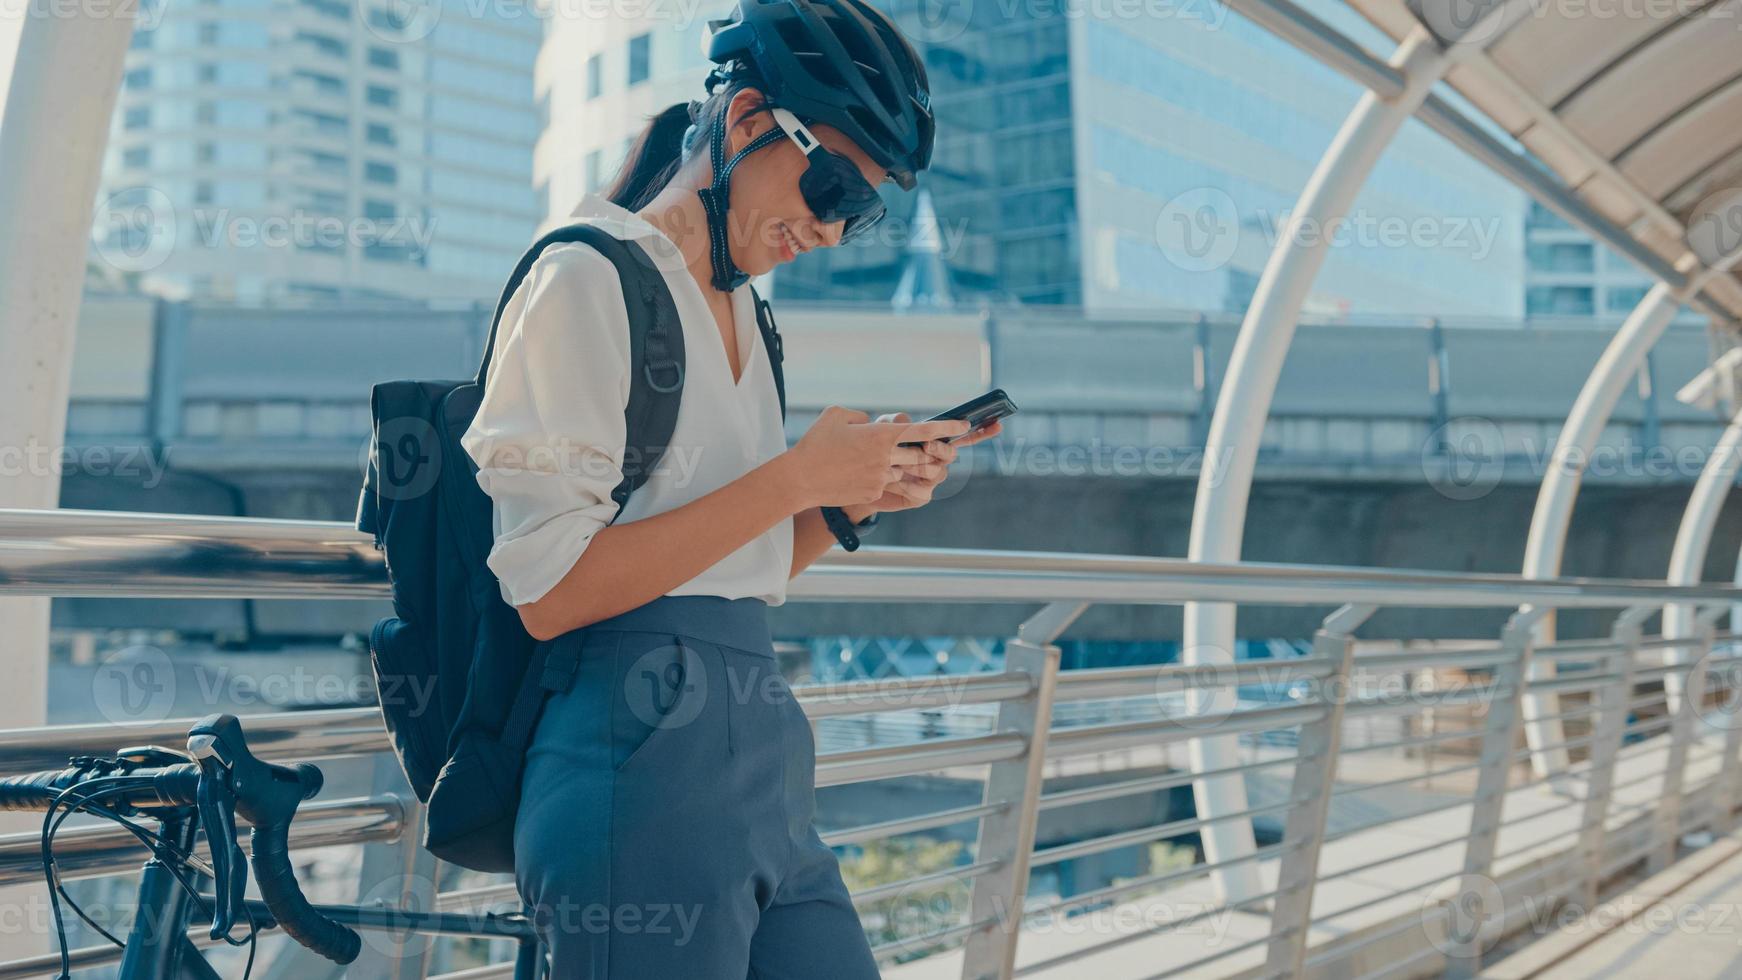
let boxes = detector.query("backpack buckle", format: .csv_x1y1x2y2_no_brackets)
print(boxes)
644,359,684,393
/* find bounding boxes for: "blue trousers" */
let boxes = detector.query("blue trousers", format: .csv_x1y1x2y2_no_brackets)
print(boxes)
514,595,881,979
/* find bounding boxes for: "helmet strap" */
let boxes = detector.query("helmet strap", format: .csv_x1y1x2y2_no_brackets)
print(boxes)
696,110,784,291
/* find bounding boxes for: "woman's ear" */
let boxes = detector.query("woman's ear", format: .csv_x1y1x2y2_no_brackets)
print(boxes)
723,87,773,155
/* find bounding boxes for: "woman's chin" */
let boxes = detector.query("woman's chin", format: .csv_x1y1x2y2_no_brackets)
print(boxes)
734,251,783,276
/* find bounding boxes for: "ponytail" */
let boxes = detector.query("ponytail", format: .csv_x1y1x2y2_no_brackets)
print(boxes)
603,76,767,212
606,102,696,211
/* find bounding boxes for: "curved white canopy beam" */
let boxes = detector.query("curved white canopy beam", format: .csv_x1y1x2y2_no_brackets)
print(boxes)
1519,231,1742,779
1662,409,1742,708
1181,26,1450,902
0,13,136,728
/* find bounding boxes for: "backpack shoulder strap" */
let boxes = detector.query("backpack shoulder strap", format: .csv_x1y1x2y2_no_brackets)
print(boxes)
749,284,787,420
482,223,685,520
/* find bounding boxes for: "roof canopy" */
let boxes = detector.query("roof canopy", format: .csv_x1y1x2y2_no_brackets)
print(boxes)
1347,0,1742,318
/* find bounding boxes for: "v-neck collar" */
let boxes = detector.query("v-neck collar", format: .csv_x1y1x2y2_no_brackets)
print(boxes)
568,192,760,392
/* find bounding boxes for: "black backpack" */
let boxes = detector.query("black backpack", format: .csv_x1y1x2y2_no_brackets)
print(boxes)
355,223,786,872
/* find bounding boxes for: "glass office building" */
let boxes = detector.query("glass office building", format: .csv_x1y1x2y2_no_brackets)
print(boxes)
536,0,1529,318
95,0,542,304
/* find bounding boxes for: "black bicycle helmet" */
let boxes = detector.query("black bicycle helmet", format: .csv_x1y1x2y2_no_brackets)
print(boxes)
704,0,935,190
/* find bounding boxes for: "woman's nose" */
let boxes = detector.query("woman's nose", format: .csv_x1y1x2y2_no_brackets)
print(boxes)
814,220,844,248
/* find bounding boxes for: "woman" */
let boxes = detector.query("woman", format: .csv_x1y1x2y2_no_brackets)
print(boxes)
458,0,1001,975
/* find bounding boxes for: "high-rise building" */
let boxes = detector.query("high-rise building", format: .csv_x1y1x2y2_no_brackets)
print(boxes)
535,0,1530,318
1522,201,1702,323
95,0,542,304
534,12,712,231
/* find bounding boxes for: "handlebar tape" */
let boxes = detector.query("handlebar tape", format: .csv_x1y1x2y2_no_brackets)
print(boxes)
248,821,362,965
0,770,83,810
0,765,202,810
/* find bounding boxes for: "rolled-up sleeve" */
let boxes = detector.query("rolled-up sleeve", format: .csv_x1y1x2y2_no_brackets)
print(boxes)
460,243,632,607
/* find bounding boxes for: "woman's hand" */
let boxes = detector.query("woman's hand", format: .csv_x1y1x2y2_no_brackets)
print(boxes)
784,406,969,509
856,411,1004,515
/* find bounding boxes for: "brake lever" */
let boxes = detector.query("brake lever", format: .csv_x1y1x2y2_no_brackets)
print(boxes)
191,742,247,939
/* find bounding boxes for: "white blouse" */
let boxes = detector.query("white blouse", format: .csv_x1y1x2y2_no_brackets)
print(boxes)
459,193,794,609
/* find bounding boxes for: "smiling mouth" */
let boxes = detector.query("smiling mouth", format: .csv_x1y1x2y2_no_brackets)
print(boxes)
778,222,806,259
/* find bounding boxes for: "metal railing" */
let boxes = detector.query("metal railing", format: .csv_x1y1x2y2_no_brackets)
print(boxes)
4,507,1742,979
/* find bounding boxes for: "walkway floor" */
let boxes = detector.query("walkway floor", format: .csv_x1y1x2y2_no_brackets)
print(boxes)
883,724,1728,979
1485,828,1742,979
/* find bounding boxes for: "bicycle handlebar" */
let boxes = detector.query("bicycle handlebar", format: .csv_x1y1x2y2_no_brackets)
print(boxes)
0,715,361,966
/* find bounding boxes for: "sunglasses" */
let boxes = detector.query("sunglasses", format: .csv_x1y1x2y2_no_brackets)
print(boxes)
769,106,887,244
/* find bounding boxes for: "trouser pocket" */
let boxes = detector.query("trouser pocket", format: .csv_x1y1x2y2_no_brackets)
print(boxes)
611,632,712,773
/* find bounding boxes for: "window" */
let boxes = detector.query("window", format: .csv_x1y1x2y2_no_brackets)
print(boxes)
293,108,348,136
365,161,398,185
586,53,602,99
122,146,150,168
194,181,214,204
1526,241,1594,274
123,106,150,130
368,46,399,70
1606,285,1650,312
199,63,218,84
198,22,219,44
364,199,396,220
367,85,399,109
197,142,216,164
1527,200,1572,231
295,31,347,58
628,34,651,86
1526,285,1594,316
292,69,345,96
297,0,348,17
366,122,396,147
124,68,152,90
197,102,216,125
585,149,602,192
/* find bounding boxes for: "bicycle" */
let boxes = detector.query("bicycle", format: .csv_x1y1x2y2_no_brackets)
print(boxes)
0,713,544,979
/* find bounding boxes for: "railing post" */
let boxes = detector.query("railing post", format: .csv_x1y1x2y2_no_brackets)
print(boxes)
959,602,1080,980
1652,607,1724,871
348,754,439,980
1444,605,1548,979
1263,603,1376,976
1711,634,1742,833
1574,605,1650,909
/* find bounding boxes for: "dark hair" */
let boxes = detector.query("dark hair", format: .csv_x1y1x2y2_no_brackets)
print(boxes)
604,76,766,212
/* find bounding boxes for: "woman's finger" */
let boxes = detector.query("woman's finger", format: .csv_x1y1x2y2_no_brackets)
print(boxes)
924,440,957,463
952,419,1002,448
889,444,935,467
897,460,946,482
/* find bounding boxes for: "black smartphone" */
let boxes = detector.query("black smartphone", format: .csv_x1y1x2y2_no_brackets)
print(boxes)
899,389,1018,446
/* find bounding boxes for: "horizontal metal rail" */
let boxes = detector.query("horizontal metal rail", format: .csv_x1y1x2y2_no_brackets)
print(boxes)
0,795,401,887
8,509,1742,610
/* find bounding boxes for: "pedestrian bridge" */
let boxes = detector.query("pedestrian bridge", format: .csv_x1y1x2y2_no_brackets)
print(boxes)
6,0,1742,977
7,510,1742,980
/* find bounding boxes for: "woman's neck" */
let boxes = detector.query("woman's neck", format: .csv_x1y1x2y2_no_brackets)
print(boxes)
636,178,725,297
